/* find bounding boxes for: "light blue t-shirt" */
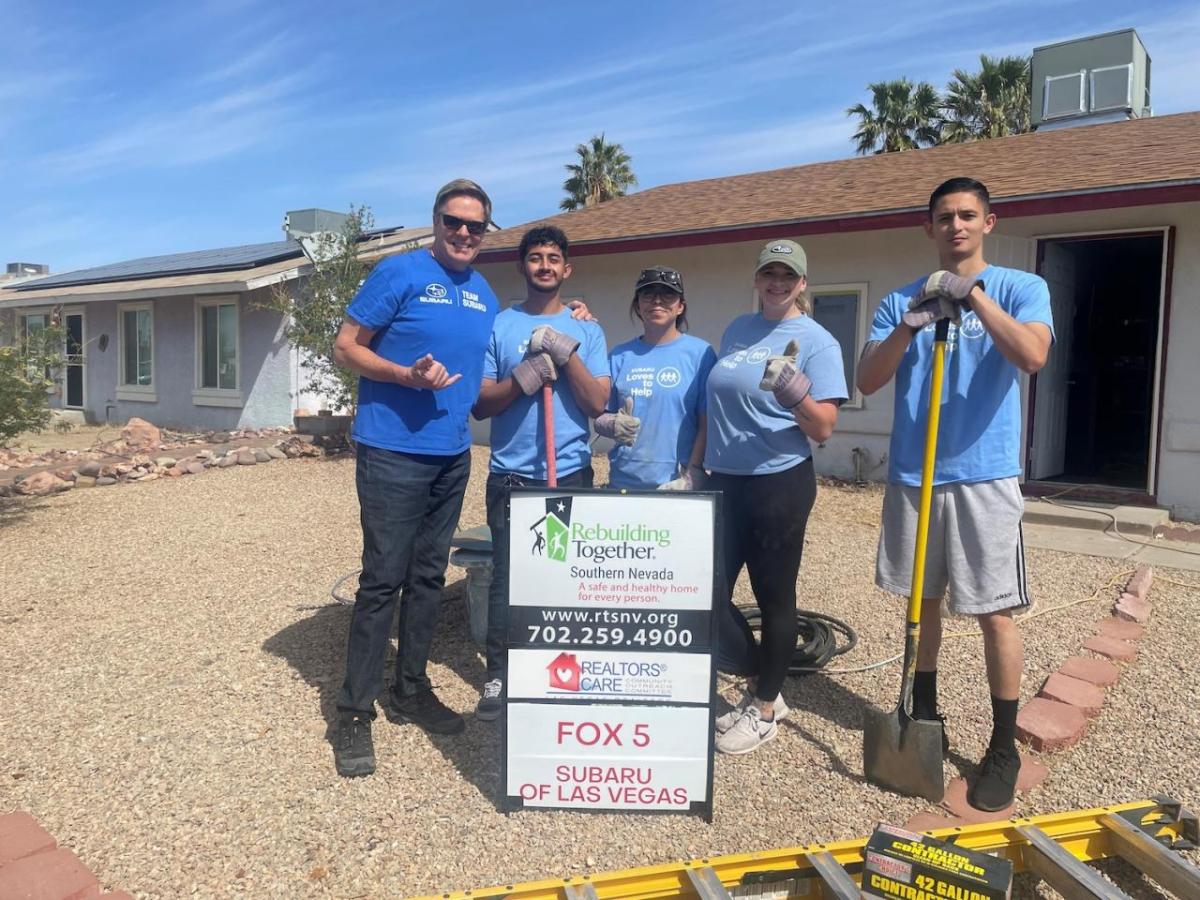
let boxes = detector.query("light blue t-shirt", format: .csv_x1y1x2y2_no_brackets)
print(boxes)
869,264,1054,486
606,333,717,490
704,313,848,475
348,249,498,455
483,305,609,479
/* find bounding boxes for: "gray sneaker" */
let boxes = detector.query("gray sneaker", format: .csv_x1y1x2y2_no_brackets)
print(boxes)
475,679,503,721
715,705,778,755
715,691,789,734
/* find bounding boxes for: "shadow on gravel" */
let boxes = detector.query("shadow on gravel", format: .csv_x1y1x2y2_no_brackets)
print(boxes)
261,578,507,804
0,495,50,528
778,673,976,778
262,602,353,735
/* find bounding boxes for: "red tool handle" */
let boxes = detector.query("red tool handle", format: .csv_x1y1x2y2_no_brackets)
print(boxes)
542,382,557,487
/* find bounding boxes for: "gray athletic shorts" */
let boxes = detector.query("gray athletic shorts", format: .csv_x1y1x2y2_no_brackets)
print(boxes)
875,476,1030,615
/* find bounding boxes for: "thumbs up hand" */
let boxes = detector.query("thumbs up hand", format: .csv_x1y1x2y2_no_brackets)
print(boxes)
594,395,641,446
759,339,811,409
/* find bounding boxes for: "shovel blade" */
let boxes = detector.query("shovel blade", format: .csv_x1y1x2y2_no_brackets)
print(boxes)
863,704,945,802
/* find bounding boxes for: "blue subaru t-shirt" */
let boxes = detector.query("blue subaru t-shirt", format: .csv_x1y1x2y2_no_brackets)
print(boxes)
348,249,498,455
606,333,717,489
705,313,848,475
869,264,1054,486
483,305,608,480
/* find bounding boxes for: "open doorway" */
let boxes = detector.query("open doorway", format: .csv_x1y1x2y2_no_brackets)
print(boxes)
1028,232,1164,492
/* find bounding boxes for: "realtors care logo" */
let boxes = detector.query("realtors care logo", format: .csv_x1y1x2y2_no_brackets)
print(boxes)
530,497,671,564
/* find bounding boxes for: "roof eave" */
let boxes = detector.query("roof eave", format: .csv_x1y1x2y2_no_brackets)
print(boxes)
476,178,1200,262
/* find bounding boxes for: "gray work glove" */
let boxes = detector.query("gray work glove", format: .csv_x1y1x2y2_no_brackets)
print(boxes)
594,397,641,446
759,340,812,409
903,270,983,329
529,325,580,368
512,353,557,396
657,464,706,492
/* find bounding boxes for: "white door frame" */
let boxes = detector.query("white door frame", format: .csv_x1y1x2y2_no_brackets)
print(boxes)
1031,226,1170,494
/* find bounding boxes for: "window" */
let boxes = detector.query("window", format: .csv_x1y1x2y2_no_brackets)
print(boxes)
17,312,52,381
810,283,868,409
193,296,242,407
1043,71,1085,119
117,302,155,401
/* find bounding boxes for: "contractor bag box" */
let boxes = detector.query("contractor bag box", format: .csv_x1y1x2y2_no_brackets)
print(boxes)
861,822,1013,900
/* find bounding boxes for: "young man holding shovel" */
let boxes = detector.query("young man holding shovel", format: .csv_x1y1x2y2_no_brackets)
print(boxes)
471,225,610,721
857,177,1053,810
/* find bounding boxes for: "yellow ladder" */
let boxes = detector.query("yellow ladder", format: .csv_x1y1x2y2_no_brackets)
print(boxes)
420,796,1199,900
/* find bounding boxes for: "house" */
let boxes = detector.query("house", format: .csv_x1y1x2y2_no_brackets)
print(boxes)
472,110,1200,521
0,215,431,431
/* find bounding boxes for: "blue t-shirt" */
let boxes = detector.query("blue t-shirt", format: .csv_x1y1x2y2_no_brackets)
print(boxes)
704,313,848,475
869,264,1054,486
606,333,717,490
483,305,608,479
348,249,498,455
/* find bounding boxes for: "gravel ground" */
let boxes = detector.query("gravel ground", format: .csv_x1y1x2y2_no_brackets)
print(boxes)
1,448,1197,899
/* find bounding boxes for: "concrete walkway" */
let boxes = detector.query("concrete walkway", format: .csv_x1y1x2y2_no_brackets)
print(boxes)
1023,498,1200,572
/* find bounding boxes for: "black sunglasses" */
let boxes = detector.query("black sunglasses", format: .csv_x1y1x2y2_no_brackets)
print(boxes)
441,213,488,236
637,267,683,288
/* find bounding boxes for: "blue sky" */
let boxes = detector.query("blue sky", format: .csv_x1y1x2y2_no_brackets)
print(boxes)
2,0,1197,274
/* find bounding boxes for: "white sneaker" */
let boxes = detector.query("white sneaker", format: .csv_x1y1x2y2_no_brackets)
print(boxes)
715,690,789,734
716,706,778,755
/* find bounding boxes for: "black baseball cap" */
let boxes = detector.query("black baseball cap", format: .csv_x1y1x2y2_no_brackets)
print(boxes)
634,266,684,294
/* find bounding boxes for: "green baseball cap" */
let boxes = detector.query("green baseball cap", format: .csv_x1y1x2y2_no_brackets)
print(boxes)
755,239,807,278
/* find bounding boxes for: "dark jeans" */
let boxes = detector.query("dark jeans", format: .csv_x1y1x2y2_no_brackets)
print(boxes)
485,465,594,680
337,443,471,714
709,457,816,702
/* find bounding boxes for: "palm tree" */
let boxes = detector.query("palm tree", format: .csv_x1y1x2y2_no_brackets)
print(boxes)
560,134,638,211
941,55,1031,143
846,79,942,155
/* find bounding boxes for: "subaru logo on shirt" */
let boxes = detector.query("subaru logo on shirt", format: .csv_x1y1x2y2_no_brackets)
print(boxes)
656,367,682,388
746,346,771,364
426,283,448,298
958,312,986,340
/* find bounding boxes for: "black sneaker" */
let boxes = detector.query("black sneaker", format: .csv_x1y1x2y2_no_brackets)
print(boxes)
968,745,1021,811
385,689,465,735
476,679,503,722
334,712,375,778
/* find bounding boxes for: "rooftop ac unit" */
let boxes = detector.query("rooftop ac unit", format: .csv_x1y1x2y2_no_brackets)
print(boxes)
1032,28,1151,131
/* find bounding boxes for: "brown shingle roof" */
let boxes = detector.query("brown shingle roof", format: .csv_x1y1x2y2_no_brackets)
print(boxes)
479,112,1200,256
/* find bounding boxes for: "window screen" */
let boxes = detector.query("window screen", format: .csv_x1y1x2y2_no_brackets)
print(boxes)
811,291,859,397
1090,64,1131,111
1044,72,1084,118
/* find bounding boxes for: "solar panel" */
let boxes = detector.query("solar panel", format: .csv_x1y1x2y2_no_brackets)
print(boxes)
14,239,304,290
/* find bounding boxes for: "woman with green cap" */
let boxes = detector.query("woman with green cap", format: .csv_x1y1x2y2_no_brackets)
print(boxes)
704,239,849,755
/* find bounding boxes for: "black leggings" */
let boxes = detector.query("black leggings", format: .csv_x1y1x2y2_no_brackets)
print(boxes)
710,457,817,703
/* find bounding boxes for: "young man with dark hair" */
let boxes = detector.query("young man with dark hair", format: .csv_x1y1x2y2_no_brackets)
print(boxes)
329,178,498,777
471,225,610,720
857,176,1054,810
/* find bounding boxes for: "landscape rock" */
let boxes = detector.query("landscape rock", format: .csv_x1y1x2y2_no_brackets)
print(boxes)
77,460,103,478
121,417,161,450
254,449,271,463
74,475,97,488
155,456,178,469
14,471,72,495
95,476,117,486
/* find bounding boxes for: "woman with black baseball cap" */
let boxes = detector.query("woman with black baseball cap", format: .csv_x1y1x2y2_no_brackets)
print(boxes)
594,265,716,490
705,240,849,755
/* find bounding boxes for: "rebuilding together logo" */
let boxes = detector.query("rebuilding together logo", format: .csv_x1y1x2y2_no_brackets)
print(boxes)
529,497,671,564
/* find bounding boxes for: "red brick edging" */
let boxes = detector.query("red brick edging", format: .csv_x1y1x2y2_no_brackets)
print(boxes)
0,811,132,899
903,564,1153,830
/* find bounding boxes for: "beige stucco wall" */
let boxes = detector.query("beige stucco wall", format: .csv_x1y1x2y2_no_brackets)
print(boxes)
474,199,1200,520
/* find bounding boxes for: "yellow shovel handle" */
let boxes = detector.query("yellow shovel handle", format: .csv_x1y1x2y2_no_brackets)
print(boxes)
905,332,947,629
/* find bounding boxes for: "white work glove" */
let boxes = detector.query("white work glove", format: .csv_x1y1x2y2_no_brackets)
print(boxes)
594,397,641,446
759,340,811,409
657,464,706,492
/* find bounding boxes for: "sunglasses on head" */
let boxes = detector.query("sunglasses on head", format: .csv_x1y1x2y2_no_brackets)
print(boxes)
638,267,683,288
441,213,488,236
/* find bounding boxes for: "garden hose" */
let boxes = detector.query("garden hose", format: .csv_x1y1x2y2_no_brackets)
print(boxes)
735,606,858,676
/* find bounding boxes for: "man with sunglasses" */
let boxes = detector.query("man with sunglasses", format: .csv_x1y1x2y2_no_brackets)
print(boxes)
470,224,610,721
329,178,500,778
